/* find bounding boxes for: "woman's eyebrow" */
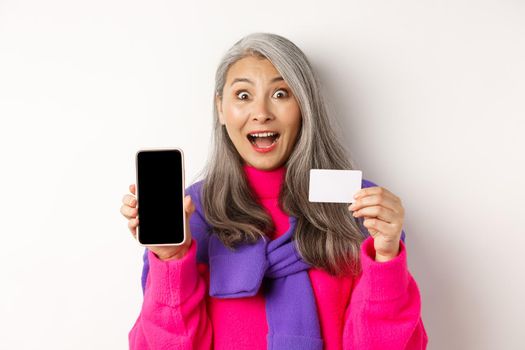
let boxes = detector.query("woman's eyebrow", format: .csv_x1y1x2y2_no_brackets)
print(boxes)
230,76,284,86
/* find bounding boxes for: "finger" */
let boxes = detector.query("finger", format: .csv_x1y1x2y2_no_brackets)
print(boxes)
352,205,397,223
128,218,139,236
183,196,194,242
130,184,136,195
120,204,138,219
362,217,401,236
354,186,399,202
361,215,380,238
184,195,195,215
128,217,139,229
349,193,401,214
122,194,137,207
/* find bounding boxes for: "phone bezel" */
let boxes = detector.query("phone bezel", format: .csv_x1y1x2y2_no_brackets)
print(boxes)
135,147,186,247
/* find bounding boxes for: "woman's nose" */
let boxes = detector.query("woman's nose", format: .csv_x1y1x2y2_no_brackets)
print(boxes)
251,97,274,121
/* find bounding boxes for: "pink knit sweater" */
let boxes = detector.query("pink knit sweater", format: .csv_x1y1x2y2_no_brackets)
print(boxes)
129,165,428,349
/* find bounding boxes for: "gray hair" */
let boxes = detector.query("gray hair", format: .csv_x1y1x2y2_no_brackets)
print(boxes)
198,32,365,276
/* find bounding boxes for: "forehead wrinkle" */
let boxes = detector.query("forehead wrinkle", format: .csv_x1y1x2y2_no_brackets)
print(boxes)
230,76,284,87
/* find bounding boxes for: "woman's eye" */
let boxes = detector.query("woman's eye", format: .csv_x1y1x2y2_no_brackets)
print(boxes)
273,89,289,98
236,91,249,100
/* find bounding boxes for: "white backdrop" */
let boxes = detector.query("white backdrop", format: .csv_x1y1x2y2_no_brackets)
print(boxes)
1,0,524,349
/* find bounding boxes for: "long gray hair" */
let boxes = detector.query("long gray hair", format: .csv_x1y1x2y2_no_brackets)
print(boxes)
199,32,366,276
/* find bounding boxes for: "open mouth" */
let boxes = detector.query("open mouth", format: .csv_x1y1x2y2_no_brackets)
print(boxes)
247,131,280,149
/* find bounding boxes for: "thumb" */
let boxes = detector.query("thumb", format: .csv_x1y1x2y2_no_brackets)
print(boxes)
184,195,195,215
183,195,194,245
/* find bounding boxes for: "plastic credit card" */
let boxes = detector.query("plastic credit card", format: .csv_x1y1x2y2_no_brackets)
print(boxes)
308,169,362,203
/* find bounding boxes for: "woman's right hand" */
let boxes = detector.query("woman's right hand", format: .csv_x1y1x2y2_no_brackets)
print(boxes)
120,184,195,261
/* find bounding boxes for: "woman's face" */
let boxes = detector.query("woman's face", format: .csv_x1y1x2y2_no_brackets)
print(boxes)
216,56,302,171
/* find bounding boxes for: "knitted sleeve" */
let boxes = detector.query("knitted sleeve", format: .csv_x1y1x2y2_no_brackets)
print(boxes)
342,236,428,349
128,240,212,350
128,181,213,349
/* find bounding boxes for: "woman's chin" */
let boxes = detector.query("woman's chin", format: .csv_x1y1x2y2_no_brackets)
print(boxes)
244,157,283,171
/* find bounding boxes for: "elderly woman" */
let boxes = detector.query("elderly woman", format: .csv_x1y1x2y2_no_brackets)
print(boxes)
121,32,428,349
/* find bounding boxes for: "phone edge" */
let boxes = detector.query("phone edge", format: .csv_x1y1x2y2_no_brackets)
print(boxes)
135,147,186,247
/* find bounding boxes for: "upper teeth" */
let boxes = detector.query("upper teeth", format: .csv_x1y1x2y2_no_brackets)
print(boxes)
250,132,277,138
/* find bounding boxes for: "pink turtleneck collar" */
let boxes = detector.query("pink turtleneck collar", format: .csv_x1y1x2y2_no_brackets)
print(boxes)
242,163,286,199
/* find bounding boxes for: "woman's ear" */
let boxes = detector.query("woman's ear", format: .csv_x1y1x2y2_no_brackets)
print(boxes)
215,94,225,125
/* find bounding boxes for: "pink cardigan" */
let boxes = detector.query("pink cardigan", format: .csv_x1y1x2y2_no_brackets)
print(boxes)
129,165,428,349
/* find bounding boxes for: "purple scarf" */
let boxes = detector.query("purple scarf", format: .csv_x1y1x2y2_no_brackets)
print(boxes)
207,215,323,349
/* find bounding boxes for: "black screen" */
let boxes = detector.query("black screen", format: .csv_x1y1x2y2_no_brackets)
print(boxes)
136,149,185,245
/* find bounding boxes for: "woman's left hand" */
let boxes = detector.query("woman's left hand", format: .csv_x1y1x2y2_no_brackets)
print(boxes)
348,186,405,262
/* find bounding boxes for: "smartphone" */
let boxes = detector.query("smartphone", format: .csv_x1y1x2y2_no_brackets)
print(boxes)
135,148,186,246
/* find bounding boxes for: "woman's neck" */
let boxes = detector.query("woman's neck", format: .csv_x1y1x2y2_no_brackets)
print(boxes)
242,163,286,199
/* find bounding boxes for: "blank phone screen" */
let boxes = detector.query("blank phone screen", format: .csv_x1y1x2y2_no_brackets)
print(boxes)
136,150,184,245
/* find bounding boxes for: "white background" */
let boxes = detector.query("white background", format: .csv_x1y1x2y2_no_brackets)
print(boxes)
1,0,523,349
